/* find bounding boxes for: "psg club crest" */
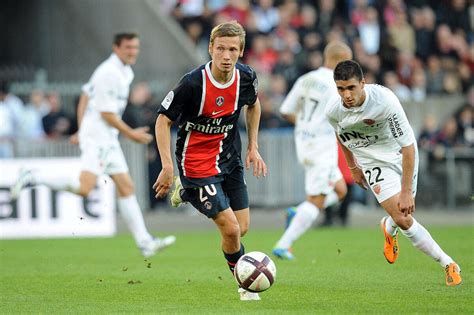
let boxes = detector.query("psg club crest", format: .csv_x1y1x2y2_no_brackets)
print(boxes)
363,119,376,125
216,96,224,107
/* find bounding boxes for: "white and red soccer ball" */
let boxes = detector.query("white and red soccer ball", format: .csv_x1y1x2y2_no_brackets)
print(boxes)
234,251,277,292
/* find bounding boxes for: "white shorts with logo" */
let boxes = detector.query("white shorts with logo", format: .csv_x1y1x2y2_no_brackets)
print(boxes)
362,161,418,203
304,163,342,196
80,142,128,176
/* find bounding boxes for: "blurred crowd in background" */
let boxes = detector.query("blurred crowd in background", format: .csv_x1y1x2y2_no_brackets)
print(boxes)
0,0,472,210
1,0,472,144
166,0,472,124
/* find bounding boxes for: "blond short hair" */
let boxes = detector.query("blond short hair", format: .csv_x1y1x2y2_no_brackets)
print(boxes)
210,21,246,51
324,41,353,64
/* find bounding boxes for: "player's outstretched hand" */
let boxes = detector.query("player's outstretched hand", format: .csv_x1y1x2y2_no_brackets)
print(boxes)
69,133,79,145
245,148,267,179
349,167,368,190
153,167,173,199
131,126,153,144
398,190,415,216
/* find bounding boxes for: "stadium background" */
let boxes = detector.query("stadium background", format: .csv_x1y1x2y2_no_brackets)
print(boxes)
0,0,472,231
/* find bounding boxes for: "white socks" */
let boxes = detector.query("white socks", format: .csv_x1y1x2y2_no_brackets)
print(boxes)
32,171,80,194
117,194,153,248
276,201,319,249
323,191,339,208
400,218,454,267
385,216,399,236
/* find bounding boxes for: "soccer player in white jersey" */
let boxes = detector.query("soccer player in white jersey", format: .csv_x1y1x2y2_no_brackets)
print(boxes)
11,33,175,258
325,60,462,286
272,42,352,260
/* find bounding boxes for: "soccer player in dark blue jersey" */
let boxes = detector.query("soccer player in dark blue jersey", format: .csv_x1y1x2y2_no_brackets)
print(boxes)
153,21,267,300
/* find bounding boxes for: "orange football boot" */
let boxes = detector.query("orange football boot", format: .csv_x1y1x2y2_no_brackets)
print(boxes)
445,263,462,286
380,216,399,264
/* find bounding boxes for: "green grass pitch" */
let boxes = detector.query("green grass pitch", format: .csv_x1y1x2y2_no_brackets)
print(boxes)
1,225,472,314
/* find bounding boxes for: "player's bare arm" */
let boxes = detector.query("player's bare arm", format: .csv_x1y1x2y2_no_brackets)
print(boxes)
337,135,368,189
399,143,416,216
100,112,152,144
153,114,174,198
281,113,296,125
69,93,89,145
245,99,267,178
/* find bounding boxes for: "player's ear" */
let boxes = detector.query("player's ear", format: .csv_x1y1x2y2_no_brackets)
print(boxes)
208,43,213,57
239,48,244,58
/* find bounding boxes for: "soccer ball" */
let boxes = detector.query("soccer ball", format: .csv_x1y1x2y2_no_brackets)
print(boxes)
234,251,276,292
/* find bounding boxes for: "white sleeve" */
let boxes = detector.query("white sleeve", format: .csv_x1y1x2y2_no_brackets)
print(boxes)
81,82,92,96
325,97,339,130
385,90,416,147
90,70,121,114
280,77,303,115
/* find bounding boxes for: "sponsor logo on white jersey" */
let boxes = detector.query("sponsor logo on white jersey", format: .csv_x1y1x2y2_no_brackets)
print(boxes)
388,113,404,138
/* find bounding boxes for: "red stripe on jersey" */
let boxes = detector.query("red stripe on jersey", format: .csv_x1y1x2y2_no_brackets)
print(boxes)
182,64,239,178
182,131,225,178
201,64,239,117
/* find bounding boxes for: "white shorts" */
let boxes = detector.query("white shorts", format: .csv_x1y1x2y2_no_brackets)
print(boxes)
80,143,128,176
304,163,343,196
362,163,418,203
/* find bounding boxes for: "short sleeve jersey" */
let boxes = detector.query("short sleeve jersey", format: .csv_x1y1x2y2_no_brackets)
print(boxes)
79,53,134,145
280,67,339,164
325,84,416,167
158,62,258,186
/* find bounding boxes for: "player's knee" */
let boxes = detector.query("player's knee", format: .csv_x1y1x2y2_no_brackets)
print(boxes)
117,182,135,197
337,187,347,201
77,186,92,198
307,196,324,209
79,172,97,197
240,223,249,237
393,215,412,230
335,181,348,201
223,223,241,241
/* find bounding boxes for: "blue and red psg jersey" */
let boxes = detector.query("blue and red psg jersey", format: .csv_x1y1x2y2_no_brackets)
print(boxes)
158,62,258,187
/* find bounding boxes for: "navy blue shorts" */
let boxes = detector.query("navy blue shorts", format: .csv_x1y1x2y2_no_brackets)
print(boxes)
182,166,249,218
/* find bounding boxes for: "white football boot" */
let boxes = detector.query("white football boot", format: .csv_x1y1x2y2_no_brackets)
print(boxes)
141,236,176,258
170,176,185,208
10,168,34,200
238,288,261,301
